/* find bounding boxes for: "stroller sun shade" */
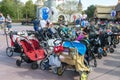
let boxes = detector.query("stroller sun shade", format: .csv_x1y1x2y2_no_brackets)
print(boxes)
63,41,86,55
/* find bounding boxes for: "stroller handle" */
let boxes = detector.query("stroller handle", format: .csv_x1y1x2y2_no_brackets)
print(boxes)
53,38,62,46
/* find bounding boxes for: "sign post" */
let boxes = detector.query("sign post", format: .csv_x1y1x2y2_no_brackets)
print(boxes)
111,10,116,22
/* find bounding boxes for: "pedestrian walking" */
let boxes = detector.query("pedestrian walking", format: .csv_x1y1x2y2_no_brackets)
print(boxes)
5,14,12,32
33,17,40,31
0,12,5,31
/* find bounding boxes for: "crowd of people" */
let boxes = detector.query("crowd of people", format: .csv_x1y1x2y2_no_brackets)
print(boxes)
32,16,120,41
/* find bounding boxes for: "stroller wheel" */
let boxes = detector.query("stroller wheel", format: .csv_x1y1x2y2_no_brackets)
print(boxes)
98,54,102,59
102,51,107,57
114,39,119,44
94,59,97,67
113,44,116,48
40,59,49,70
31,62,38,70
84,58,89,67
6,47,13,57
79,71,88,80
110,48,114,53
16,59,21,67
52,67,57,74
57,66,65,76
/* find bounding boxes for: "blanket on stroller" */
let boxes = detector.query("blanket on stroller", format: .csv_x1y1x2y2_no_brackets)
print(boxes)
63,41,86,56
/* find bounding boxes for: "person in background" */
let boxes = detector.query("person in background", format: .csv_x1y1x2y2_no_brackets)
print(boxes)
6,14,12,32
75,18,81,31
0,12,5,31
37,19,47,40
33,17,40,31
39,19,47,30
81,19,86,28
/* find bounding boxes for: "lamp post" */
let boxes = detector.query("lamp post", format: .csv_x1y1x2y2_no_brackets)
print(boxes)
111,10,116,22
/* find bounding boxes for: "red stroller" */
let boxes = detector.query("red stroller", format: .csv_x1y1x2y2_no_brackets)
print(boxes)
6,31,22,57
16,36,45,69
6,31,29,57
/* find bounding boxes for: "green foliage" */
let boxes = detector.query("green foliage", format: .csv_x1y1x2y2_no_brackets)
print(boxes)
0,0,36,20
57,1,81,22
84,5,96,18
0,0,15,17
22,0,36,19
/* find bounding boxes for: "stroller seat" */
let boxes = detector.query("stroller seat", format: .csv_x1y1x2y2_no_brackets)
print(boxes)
29,38,45,59
18,37,45,61
29,38,41,50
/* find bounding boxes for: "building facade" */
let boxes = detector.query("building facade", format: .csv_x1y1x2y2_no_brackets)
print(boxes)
36,0,82,23
115,0,120,20
94,5,115,19
94,0,120,20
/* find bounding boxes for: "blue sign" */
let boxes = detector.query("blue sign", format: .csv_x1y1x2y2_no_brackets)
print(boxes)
111,10,116,17
40,7,49,20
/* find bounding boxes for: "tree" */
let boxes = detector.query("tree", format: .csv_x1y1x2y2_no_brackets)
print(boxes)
57,1,81,22
84,5,96,18
22,0,36,19
0,0,15,18
0,0,24,19
0,0,36,20
14,0,24,20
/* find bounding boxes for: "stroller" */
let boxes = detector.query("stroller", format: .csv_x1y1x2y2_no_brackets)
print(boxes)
6,31,25,57
15,36,45,69
58,40,90,80
6,31,32,57
40,39,90,80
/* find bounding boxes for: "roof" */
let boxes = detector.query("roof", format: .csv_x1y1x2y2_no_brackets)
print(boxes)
115,3,120,11
95,14,112,19
94,5,115,19
95,5,115,13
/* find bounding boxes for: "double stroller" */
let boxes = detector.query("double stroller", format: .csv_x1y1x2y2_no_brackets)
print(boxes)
6,31,46,69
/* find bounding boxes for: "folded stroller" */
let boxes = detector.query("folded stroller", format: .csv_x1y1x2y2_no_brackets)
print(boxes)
16,36,45,69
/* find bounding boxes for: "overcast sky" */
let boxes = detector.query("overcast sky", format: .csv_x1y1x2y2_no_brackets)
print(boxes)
0,0,118,10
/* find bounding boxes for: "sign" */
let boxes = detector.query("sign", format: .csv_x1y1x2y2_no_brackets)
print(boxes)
111,10,116,17
40,7,49,20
